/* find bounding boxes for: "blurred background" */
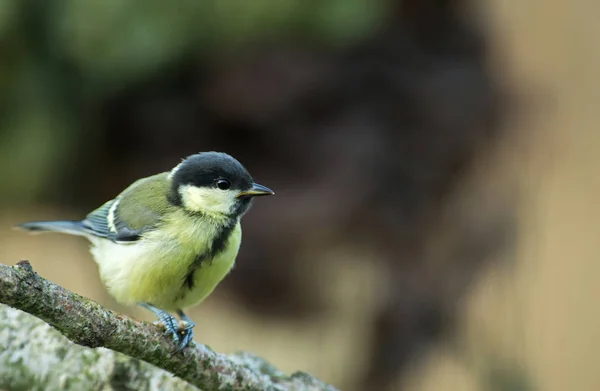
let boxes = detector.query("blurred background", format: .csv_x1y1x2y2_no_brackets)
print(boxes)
0,1,598,390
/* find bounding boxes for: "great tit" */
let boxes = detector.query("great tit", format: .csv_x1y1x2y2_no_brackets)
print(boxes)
16,151,274,351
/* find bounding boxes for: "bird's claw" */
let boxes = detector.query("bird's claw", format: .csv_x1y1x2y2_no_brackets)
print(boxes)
154,314,195,351
176,326,195,352
175,316,196,351
153,313,181,344
140,303,196,352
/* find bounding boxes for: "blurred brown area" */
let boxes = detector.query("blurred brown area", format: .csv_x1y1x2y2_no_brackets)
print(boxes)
1,0,599,390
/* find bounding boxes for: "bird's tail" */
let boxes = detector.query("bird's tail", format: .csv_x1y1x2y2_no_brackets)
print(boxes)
15,220,88,237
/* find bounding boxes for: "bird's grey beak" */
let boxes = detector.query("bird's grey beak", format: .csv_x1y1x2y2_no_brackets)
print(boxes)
237,183,275,198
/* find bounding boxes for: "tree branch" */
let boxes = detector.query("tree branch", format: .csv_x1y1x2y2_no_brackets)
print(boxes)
0,304,200,390
0,260,337,391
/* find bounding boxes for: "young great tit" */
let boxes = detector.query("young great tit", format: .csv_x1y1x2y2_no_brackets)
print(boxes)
16,151,274,351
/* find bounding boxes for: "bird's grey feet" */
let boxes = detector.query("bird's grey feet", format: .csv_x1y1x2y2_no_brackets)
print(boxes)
176,309,196,351
139,303,181,347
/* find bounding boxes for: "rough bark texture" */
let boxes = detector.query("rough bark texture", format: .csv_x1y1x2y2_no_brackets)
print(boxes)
0,305,200,391
0,261,337,391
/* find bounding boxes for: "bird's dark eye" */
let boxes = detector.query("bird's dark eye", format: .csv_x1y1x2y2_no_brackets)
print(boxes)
216,179,231,190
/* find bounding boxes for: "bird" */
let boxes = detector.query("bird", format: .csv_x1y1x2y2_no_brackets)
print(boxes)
16,151,274,351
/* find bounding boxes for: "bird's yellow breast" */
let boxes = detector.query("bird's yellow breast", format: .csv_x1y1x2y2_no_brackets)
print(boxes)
90,210,242,311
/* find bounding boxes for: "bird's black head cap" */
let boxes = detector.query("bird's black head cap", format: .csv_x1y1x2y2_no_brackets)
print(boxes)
169,152,254,193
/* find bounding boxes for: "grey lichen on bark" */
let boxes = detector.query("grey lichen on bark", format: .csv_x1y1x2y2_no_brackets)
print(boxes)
0,261,338,391
0,305,200,390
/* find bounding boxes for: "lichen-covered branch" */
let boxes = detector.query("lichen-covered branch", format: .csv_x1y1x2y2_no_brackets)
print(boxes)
0,304,200,391
0,261,337,391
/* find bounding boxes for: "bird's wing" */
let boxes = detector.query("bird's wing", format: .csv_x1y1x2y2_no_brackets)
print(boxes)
82,172,174,243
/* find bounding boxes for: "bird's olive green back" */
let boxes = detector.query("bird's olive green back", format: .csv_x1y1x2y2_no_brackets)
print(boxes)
115,172,176,231
83,172,177,242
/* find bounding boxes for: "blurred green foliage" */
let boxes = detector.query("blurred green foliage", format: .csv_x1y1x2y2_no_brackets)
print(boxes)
0,0,387,205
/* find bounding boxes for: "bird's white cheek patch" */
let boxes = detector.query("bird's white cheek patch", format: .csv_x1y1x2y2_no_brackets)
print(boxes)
179,185,237,215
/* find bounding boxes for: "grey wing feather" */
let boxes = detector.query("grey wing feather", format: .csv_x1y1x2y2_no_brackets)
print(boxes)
82,199,144,243
82,200,114,238
81,200,117,240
